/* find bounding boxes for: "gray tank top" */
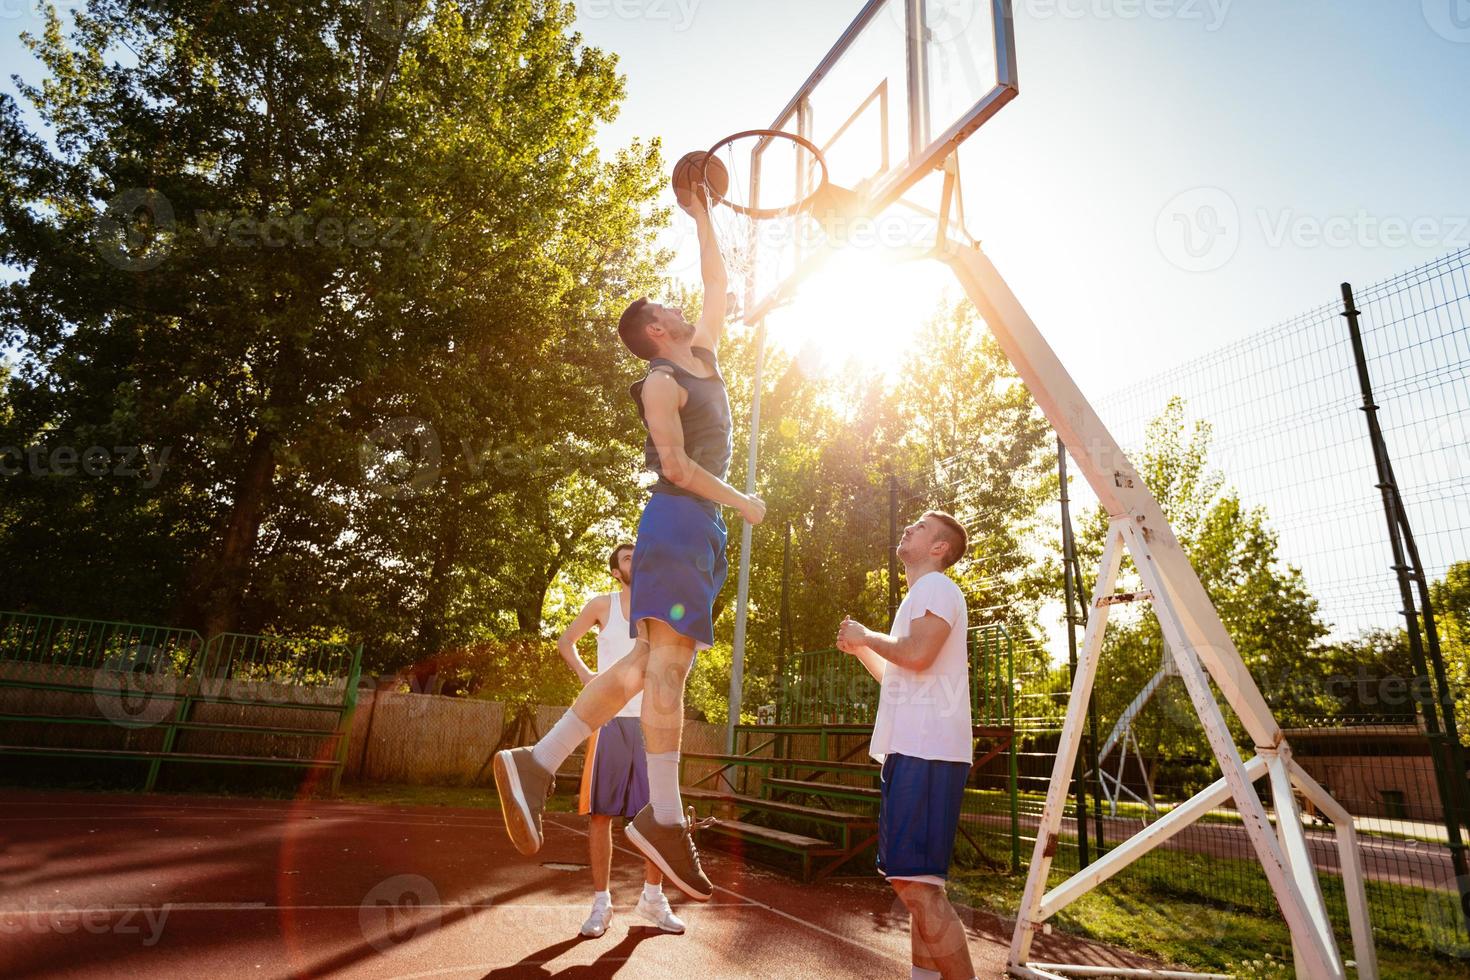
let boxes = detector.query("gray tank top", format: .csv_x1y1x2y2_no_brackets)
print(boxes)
630,347,733,499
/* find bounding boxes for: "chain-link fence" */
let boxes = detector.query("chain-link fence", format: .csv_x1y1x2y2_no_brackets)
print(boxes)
979,249,1470,975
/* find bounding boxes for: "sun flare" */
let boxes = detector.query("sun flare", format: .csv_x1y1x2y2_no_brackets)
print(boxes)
765,249,955,382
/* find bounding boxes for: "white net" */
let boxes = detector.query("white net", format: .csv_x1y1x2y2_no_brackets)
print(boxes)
702,131,829,322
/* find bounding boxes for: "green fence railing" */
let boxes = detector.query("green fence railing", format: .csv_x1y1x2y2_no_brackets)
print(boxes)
778,624,1015,727
0,611,363,792
773,624,1022,870
198,631,361,688
0,611,203,677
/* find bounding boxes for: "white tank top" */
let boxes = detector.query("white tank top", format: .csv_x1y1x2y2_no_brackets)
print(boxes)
596,591,641,717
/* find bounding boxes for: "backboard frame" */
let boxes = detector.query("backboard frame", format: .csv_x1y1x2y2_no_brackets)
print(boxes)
740,0,1018,322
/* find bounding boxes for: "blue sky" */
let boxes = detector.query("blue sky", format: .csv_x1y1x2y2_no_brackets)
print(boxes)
3,1,1466,396
564,0,1470,396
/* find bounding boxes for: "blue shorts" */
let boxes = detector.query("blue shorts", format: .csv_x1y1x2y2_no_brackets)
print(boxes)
877,754,971,881
629,492,728,650
578,717,650,819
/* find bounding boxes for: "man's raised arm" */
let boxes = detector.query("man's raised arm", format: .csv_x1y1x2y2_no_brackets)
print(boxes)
686,197,727,352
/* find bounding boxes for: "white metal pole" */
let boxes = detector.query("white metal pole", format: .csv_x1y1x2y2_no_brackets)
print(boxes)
1010,523,1127,967
726,318,767,769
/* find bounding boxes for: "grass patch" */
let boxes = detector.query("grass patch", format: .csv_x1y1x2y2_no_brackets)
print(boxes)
949,828,1470,979
334,781,585,814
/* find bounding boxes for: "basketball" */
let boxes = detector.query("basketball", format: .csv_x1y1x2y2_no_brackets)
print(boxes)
672,151,729,209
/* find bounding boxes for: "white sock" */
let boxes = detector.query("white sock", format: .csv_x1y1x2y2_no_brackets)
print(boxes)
910,969,941,980
646,750,684,825
642,882,662,902
592,889,611,907
531,710,592,774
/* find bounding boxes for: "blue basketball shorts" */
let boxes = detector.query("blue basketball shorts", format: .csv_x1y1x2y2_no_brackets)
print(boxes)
629,492,728,650
876,753,971,881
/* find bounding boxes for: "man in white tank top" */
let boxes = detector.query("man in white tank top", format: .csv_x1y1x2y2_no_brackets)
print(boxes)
556,543,685,938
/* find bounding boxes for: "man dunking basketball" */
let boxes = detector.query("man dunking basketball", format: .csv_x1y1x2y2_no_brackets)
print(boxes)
494,164,765,903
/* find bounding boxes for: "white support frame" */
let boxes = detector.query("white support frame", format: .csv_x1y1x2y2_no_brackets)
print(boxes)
1095,649,1174,818
938,238,1378,980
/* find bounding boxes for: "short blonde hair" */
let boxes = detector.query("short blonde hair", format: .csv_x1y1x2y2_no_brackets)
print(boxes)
925,511,968,570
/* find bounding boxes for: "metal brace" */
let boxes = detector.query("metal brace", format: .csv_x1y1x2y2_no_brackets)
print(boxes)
1095,590,1154,608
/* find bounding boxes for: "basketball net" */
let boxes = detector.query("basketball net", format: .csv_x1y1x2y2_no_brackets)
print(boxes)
701,131,834,322
707,202,758,322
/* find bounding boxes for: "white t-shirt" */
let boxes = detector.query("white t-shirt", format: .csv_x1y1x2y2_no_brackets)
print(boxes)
869,571,972,765
595,591,641,718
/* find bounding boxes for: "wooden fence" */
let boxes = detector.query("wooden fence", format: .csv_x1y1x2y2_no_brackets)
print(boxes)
343,689,725,787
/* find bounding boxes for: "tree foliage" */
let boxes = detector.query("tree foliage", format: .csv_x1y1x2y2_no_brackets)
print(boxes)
1075,397,1328,766
699,298,1056,723
0,0,664,673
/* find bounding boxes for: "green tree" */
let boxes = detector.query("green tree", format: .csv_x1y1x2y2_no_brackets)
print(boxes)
0,0,664,658
1431,560,1470,740
698,297,1056,724
1076,397,1328,773
885,299,1057,629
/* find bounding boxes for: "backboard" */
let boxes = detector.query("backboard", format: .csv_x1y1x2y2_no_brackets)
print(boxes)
735,0,1018,323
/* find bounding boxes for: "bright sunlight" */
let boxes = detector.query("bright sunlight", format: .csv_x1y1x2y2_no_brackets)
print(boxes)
765,247,956,382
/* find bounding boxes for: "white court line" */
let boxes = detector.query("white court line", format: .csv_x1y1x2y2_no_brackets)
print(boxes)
544,815,905,967
0,903,769,914
0,797,501,822
0,815,504,831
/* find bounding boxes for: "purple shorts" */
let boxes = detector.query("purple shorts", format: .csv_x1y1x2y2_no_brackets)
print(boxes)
577,717,649,819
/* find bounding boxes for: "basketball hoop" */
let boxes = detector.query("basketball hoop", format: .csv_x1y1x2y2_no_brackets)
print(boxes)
702,130,831,219
674,130,843,319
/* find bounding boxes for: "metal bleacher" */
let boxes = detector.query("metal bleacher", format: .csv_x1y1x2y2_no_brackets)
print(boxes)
682,626,1018,881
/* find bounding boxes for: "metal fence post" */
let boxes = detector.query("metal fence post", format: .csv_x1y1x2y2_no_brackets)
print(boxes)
1343,281,1470,935
1059,437,1094,867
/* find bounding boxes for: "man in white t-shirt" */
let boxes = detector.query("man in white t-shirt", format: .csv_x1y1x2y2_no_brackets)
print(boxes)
556,543,684,938
837,511,976,980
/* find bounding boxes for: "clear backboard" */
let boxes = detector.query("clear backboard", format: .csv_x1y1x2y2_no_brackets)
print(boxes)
733,0,1018,323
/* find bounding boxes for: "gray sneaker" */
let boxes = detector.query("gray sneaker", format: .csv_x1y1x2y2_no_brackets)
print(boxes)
493,747,554,856
625,805,716,903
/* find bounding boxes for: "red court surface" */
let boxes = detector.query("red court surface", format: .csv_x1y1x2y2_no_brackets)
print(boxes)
0,790,1163,978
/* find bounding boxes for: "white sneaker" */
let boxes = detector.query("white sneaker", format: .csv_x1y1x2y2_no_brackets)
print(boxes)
579,900,613,938
635,892,686,934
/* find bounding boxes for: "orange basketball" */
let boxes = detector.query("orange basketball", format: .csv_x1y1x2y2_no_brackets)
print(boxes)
672,151,730,208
